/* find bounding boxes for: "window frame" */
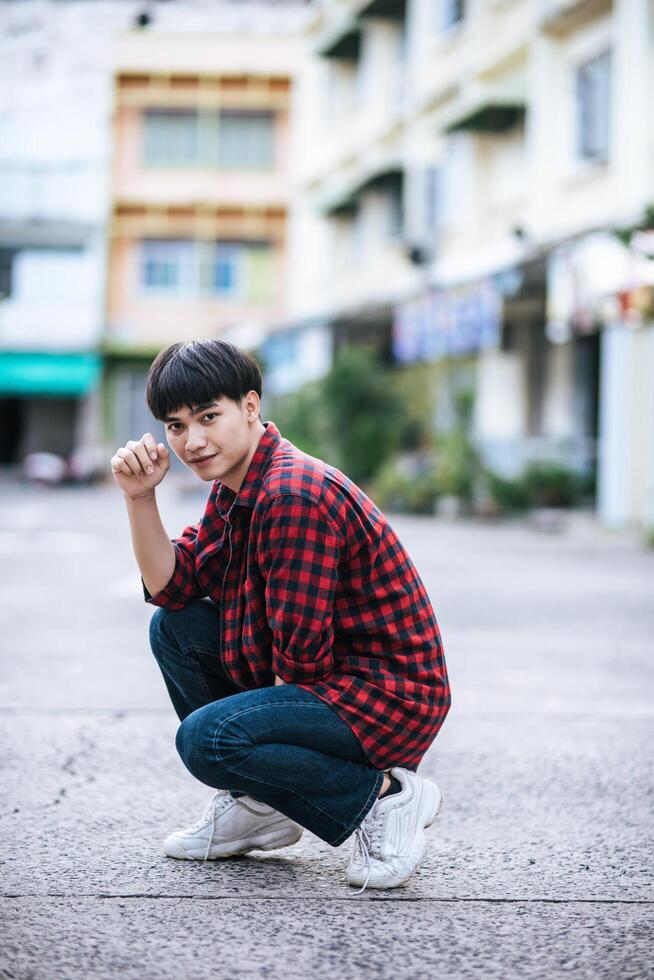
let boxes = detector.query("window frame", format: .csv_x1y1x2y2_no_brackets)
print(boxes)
142,109,202,169
140,239,199,295
575,48,611,165
217,110,276,170
139,238,275,302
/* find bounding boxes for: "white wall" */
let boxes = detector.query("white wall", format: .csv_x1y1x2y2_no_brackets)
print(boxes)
0,243,104,349
474,349,526,442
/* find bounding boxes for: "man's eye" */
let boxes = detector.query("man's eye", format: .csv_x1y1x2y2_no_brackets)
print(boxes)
203,413,218,422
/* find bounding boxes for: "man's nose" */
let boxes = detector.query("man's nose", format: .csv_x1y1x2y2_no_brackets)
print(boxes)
185,426,208,451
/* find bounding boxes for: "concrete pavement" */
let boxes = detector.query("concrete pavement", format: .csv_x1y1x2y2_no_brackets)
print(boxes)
1,476,652,978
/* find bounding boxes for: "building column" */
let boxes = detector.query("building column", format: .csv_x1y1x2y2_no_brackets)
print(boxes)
644,326,654,529
612,0,652,219
597,326,631,525
596,323,654,529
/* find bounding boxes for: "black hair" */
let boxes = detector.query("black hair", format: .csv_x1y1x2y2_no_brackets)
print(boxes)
146,339,263,421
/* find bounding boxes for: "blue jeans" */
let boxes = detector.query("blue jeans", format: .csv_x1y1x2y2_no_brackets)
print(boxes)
149,599,383,846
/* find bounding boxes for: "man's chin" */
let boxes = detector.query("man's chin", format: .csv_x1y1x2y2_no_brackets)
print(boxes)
183,454,221,480
193,466,220,482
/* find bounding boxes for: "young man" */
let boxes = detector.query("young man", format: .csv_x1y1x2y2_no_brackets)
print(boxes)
111,339,451,891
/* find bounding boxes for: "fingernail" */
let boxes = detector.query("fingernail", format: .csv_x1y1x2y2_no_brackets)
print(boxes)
151,452,157,460
146,466,153,474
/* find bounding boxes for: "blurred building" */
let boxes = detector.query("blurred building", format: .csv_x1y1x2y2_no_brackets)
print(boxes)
285,0,653,528
0,1,130,470
106,21,304,450
0,0,306,472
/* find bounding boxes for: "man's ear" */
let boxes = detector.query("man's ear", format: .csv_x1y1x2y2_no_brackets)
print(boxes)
244,390,261,421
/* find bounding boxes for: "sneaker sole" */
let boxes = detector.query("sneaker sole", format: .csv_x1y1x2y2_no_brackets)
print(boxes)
164,825,303,860
348,780,443,890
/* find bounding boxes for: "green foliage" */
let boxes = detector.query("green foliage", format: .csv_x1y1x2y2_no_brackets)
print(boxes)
267,347,404,484
485,472,530,513
485,461,584,513
522,462,580,508
369,458,440,515
434,388,481,503
268,380,335,463
267,353,592,518
391,362,438,452
320,347,404,483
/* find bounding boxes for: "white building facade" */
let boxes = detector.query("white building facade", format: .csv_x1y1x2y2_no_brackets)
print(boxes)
286,0,654,529
0,0,127,468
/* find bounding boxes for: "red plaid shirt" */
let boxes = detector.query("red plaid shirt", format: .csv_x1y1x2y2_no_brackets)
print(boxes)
144,421,451,770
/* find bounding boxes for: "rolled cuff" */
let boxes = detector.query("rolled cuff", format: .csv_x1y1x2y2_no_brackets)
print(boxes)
141,544,201,610
272,648,334,685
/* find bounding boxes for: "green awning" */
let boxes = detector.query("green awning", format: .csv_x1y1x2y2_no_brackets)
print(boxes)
358,0,406,20
0,352,102,396
445,101,526,134
315,20,361,60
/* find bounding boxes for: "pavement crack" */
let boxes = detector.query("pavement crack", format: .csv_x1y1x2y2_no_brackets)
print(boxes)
0,712,132,822
49,712,130,808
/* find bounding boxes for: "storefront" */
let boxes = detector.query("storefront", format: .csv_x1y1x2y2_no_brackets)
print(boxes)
0,351,102,465
545,229,654,527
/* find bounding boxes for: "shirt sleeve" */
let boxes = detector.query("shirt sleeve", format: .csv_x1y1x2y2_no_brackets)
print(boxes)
142,521,204,610
257,495,341,684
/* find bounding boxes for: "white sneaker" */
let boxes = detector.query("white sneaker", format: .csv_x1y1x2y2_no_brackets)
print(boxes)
347,767,442,891
163,790,303,861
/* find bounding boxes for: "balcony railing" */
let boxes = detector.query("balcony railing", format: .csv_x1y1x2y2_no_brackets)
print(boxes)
539,0,612,37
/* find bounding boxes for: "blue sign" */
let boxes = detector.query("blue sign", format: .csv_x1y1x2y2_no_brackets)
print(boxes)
393,279,502,364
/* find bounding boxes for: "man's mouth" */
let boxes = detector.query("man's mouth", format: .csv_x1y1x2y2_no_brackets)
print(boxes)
189,453,217,465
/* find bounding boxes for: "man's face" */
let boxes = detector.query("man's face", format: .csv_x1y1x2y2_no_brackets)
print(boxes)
163,393,260,490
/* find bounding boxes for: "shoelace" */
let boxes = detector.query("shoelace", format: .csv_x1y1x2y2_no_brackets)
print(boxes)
351,807,384,894
192,790,234,861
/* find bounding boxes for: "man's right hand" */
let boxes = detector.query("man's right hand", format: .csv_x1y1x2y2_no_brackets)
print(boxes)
111,433,171,499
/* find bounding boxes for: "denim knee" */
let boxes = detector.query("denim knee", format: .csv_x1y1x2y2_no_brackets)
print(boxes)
175,706,254,778
175,709,205,775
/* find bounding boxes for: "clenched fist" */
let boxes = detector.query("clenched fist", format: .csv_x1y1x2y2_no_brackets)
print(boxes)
111,433,171,499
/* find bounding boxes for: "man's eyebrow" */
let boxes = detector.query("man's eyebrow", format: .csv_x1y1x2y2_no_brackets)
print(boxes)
163,401,220,423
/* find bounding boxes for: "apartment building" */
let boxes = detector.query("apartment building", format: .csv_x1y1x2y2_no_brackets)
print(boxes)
285,0,653,528
106,24,303,449
0,1,135,471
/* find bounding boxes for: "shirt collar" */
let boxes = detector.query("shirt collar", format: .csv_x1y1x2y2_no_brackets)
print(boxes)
215,420,282,515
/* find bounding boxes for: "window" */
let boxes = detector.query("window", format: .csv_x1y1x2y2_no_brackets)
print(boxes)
143,110,201,167
440,0,465,31
141,240,196,292
576,49,611,162
210,242,275,300
144,109,276,168
213,244,240,295
218,112,275,168
140,239,274,301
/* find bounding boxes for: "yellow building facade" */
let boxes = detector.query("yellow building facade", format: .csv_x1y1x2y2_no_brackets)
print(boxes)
105,29,301,446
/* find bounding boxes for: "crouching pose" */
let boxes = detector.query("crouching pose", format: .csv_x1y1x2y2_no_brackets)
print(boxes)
111,339,451,891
